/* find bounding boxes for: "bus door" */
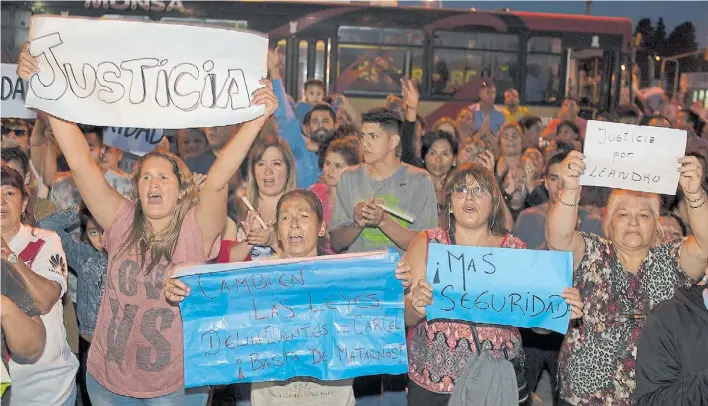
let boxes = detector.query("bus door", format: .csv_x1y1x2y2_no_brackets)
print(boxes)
566,48,620,114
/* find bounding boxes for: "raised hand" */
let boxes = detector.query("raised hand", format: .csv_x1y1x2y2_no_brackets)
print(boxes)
251,79,278,119
560,150,586,191
678,155,705,196
16,42,39,81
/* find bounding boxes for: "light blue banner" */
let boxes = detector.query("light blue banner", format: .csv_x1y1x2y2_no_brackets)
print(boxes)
426,243,573,334
177,250,407,388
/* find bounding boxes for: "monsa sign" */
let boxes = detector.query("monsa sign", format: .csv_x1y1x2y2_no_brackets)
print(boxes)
84,0,184,12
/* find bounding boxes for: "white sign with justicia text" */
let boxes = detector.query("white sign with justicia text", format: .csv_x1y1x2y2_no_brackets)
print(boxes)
25,16,267,129
579,120,687,195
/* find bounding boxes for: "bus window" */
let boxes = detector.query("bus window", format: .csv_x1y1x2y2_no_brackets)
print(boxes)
338,26,423,46
336,26,423,94
432,31,518,99
434,31,517,51
526,37,562,104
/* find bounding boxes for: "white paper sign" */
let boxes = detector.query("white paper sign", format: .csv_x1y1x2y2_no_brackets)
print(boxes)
579,120,687,195
25,16,267,129
1,63,37,119
104,127,164,156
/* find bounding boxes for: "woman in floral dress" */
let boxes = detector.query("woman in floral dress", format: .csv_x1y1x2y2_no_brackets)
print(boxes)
546,151,708,405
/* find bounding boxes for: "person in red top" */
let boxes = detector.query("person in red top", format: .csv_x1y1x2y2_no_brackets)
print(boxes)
542,98,588,142
17,45,278,405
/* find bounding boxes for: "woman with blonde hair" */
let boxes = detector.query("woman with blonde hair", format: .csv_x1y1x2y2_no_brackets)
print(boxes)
225,135,297,262
547,150,708,405
17,44,278,405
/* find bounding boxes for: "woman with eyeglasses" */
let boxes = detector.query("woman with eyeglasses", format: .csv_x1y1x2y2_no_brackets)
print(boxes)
547,151,708,405
401,162,583,406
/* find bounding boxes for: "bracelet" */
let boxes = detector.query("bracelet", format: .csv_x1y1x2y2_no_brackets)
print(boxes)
685,189,707,203
557,190,579,207
688,196,707,209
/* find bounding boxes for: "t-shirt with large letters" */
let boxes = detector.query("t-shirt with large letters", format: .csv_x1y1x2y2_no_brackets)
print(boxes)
87,201,220,398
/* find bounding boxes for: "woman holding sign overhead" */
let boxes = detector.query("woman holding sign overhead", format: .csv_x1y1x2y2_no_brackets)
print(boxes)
546,150,708,406
401,161,584,406
165,189,359,406
17,45,278,406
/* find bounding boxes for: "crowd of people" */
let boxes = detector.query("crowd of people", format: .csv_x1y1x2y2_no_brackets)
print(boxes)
1,42,707,406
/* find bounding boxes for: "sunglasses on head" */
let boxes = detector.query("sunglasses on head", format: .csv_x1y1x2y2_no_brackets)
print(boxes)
1,127,27,137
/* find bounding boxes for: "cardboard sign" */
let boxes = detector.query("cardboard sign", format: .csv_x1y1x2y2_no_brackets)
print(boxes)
175,251,407,388
25,16,267,129
1,64,36,119
426,243,573,334
579,120,687,195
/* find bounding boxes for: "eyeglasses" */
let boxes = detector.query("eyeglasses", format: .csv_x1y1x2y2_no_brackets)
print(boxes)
1,127,27,137
451,183,486,200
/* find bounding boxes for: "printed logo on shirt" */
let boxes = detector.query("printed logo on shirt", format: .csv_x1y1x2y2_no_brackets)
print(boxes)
48,254,67,277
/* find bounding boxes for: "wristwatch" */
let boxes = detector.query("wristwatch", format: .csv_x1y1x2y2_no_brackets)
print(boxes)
6,252,18,264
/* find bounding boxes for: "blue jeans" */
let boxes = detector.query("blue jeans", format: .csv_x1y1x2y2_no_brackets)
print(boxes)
61,383,77,406
86,373,209,406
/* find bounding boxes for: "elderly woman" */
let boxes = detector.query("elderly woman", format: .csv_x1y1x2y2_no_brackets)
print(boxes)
546,150,708,405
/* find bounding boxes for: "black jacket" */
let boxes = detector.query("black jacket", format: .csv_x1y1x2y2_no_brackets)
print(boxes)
635,285,708,405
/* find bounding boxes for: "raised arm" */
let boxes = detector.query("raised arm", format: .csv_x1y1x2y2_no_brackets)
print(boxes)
546,151,586,269
17,45,127,230
676,156,708,280
195,82,277,255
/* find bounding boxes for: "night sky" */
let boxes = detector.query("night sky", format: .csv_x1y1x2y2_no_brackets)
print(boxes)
400,1,708,47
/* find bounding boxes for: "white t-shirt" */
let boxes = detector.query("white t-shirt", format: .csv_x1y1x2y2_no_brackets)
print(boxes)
7,225,79,405
251,378,355,406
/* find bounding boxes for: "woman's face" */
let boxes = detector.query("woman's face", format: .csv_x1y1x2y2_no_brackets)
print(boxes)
0,185,27,230
658,216,683,244
500,127,522,156
137,156,181,221
85,218,104,251
322,151,349,188
424,139,455,178
277,197,325,259
450,175,493,230
609,197,658,250
255,147,289,198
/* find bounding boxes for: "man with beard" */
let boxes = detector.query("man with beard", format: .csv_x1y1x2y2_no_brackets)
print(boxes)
269,49,336,188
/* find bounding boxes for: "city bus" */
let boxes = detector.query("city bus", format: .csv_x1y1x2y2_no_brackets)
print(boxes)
1,0,634,123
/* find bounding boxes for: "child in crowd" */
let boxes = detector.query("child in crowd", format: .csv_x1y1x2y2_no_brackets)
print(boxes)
295,78,326,123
